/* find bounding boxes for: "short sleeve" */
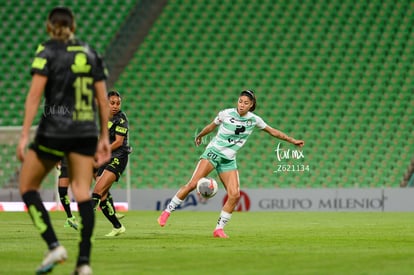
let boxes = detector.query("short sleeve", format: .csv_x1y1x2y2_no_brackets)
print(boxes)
114,113,128,136
30,43,49,76
255,115,267,129
91,52,108,81
213,110,224,125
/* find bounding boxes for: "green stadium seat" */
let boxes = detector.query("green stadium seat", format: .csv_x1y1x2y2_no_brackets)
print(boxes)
2,0,413,189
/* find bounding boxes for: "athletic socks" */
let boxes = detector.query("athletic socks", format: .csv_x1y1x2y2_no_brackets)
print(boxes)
107,192,117,214
77,200,95,266
165,195,183,213
58,186,73,218
100,199,122,229
91,193,101,211
215,210,232,230
22,190,60,250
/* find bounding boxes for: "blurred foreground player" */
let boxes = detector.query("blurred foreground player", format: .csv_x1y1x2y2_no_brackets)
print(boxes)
16,6,110,274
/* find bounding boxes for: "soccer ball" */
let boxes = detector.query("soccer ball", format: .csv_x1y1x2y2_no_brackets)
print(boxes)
196,177,218,199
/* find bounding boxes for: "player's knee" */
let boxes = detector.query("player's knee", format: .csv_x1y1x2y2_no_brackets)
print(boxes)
227,191,241,202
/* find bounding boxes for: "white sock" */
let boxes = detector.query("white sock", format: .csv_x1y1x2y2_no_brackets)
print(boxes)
215,210,232,230
165,195,183,213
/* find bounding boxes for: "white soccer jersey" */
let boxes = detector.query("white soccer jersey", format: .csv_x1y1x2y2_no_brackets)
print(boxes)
206,108,268,160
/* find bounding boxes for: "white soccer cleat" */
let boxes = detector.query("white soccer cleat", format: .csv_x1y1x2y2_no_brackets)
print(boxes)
36,245,67,274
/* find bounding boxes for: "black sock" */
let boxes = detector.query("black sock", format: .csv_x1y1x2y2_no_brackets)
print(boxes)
77,200,95,266
58,187,73,218
107,192,117,214
100,199,121,228
91,193,101,211
22,190,59,250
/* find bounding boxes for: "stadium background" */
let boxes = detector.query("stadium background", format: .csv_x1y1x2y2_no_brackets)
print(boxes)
1,0,413,194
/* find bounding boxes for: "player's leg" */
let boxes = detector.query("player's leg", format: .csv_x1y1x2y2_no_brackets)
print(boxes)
58,176,71,217
94,180,121,218
91,156,125,211
94,170,125,236
213,169,241,238
58,167,78,230
158,158,215,226
107,191,125,219
91,166,105,210
67,152,95,270
19,149,67,273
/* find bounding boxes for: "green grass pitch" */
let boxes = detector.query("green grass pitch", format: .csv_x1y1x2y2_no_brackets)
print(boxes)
1,211,413,274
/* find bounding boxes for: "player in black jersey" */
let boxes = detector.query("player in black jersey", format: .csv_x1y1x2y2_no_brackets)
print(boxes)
92,90,132,237
16,7,111,275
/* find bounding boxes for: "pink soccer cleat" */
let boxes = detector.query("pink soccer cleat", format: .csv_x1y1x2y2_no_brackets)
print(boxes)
213,228,229,238
157,211,170,227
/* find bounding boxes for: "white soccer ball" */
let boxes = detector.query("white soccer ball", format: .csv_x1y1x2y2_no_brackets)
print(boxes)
196,177,218,199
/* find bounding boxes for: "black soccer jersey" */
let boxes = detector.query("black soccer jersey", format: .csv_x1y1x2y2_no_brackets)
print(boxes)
109,111,131,158
30,38,108,138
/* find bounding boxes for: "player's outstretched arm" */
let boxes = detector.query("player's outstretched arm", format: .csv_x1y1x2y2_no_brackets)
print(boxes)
263,126,304,147
194,122,217,146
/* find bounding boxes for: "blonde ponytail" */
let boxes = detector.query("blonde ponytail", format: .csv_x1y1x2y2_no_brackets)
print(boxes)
47,21,74,42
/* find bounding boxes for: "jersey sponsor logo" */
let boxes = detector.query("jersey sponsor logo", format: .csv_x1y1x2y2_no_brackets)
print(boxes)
229,117,243,124
71,53,91,73
227,138,243,145
229,117,253,128
229,117,253,125
226,125,245,144
115,126,127,134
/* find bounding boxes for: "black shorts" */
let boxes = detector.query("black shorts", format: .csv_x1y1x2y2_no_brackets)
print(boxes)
96,155,128,182
30,135,98,162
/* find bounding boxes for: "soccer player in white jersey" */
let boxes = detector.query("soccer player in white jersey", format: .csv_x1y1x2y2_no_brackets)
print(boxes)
157,90,304,238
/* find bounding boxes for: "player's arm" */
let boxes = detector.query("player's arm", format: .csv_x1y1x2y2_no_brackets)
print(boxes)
112,116,128,150
16,74,47,162
262,125,304,147
194,121,217,146
111,134,124,151
94,80,111,166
